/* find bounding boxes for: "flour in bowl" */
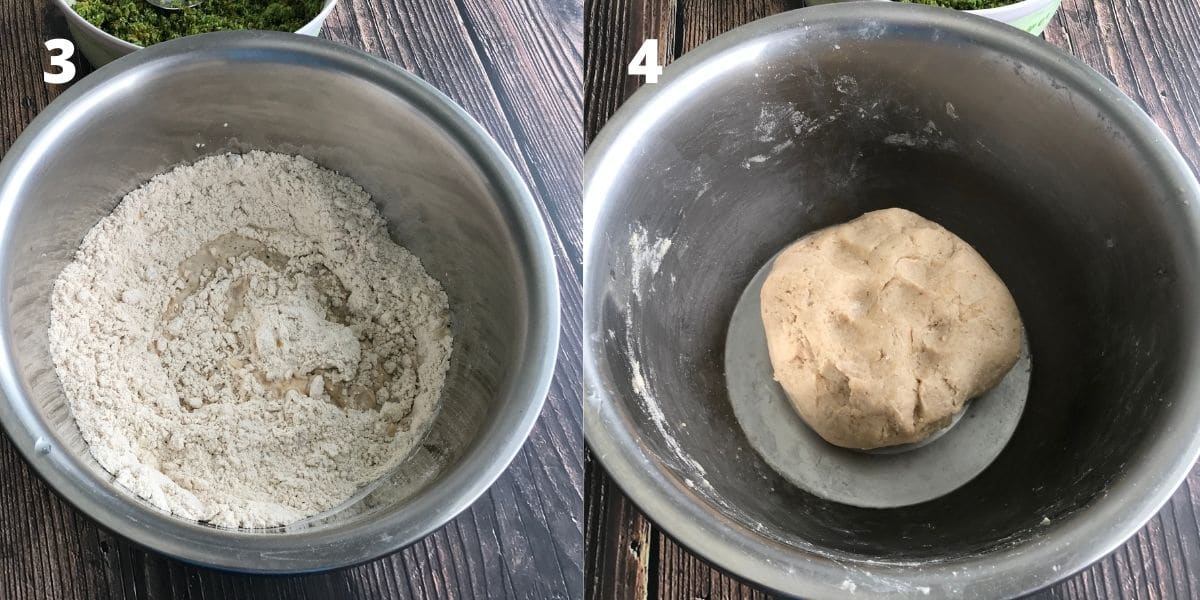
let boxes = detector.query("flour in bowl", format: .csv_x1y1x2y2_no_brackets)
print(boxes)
48,151,452,528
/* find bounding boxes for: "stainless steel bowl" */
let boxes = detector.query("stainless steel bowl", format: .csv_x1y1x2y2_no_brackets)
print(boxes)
50,0,338,67
0,31,559,572
585,4,1200,598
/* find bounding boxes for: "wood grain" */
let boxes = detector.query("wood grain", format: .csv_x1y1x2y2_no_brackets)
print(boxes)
676,0,801,55
655,536,772,600
583,0,677,137
583,0,1200,598
585,453,653,600
0,0,582,598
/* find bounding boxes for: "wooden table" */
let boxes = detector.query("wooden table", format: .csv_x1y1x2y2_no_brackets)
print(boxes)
584,1,1200,598
0,0,582,598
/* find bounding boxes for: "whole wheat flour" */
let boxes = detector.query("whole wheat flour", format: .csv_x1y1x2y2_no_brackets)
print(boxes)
48,151,452,528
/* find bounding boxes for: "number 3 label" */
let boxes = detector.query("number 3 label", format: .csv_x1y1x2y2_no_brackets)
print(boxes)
44,39,76,85
628,39,663,84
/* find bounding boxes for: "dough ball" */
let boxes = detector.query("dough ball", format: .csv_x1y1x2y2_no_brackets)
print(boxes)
760,208,1022,450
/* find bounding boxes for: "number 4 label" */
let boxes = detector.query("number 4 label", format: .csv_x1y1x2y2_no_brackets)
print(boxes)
44,38,76,85
628,39,663,84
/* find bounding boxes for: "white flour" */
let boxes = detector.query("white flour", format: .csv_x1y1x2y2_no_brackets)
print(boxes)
48,151,452,528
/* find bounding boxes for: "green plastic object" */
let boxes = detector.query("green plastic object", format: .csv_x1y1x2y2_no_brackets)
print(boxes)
807,0,1063,36
996,0,1063,35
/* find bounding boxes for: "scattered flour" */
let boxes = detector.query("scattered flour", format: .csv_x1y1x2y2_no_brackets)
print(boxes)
49,151,452,528
628,225,672,301
623,225,708,483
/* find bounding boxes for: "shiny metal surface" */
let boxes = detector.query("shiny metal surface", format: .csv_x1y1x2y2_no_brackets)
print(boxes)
0,31,559,573
50,0,338,67
585,3,1200,598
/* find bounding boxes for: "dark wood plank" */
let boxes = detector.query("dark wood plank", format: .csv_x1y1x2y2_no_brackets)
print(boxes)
677,0,802,55
1043,0,1200,168
585,453,654,600
0,0,89,152
0,0,582,597
584,0,1200,598
655,536,772,600
584,0,678,137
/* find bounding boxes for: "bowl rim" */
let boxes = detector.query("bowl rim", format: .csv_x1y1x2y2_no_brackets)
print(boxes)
583,3,1200,598
810,0,1059,14
0,31,560,573
50,0,339,51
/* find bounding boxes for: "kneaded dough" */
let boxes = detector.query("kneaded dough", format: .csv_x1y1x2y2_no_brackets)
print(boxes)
760,208,1022,450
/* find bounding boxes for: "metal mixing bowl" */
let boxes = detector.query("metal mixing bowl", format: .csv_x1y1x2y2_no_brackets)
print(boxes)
585,4,1200,598
0,31,558,572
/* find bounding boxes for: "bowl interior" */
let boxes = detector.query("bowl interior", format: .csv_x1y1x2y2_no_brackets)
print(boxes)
586,7,1200,581
0,34,542,564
